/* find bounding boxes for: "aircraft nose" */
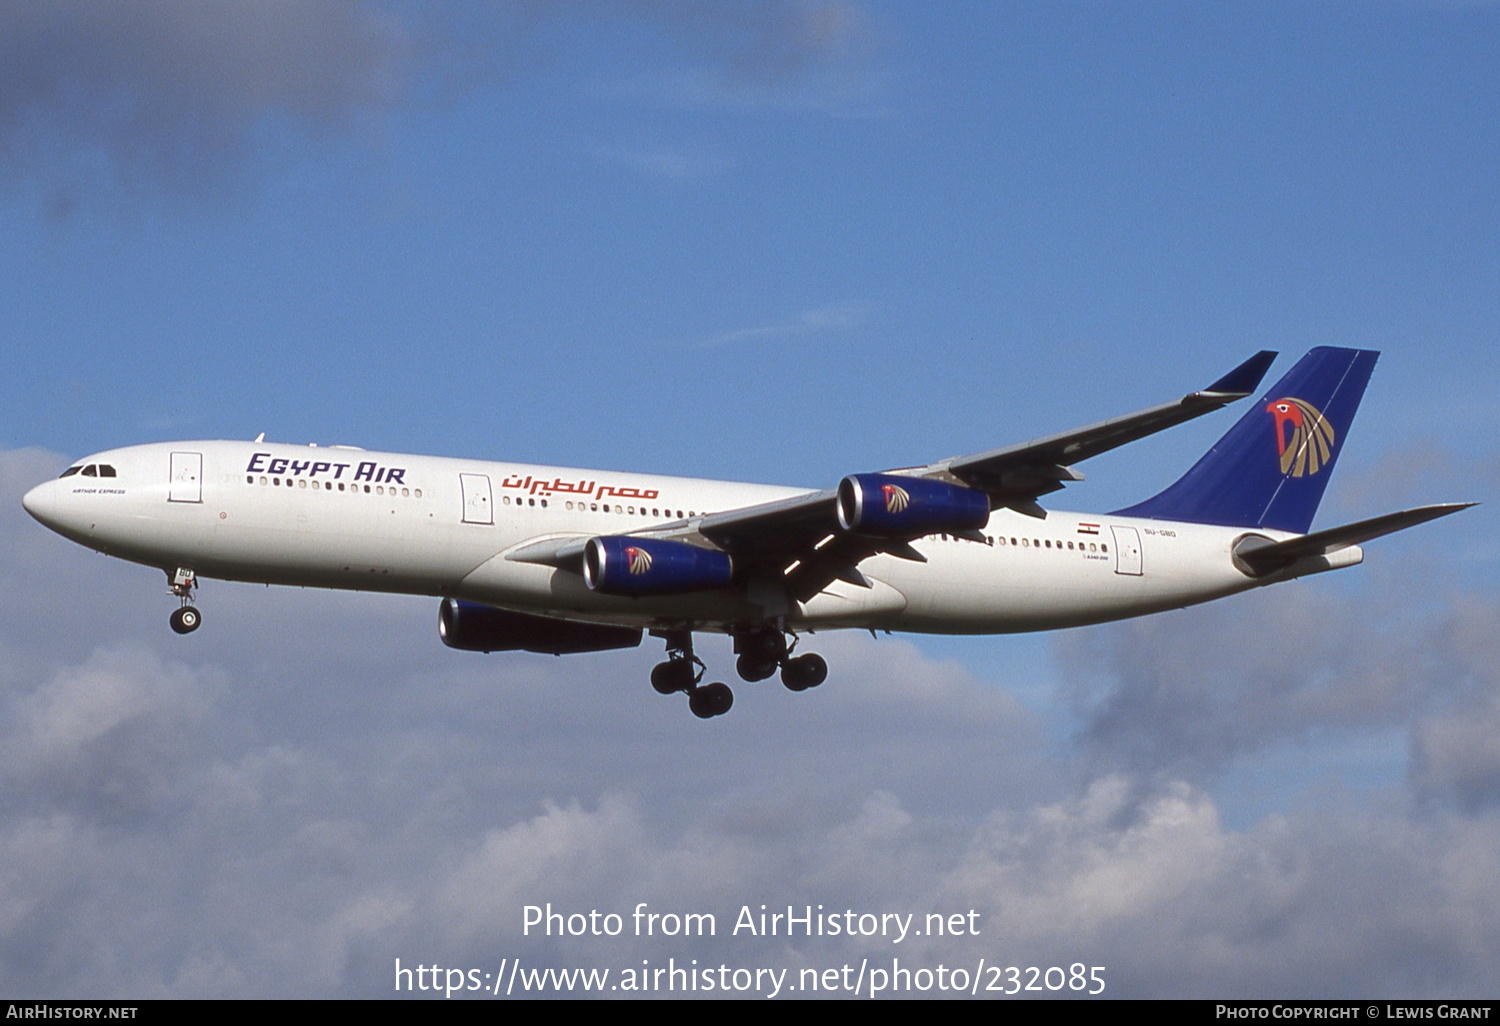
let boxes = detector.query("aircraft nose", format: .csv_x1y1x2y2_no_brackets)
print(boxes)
22,479,58,527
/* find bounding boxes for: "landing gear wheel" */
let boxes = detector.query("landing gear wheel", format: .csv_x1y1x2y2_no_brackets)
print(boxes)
651,659,696,695
688,682,734,719
736,653,778,682
781,653,827,692
170,606,201,635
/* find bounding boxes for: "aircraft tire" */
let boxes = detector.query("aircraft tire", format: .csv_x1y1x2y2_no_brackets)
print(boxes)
781,653,827,691
798,653,828,688
736,654,778,682
651,660,694,695
689,682,733,718
170,606,201,635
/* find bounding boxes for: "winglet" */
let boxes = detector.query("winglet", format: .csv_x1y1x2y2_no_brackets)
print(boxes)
1203,350,1278,397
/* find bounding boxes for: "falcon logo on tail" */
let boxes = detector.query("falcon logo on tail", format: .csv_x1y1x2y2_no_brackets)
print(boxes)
1267,397,1336,477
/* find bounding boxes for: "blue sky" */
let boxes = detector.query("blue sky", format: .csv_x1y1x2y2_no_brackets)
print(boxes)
2,1,1498,998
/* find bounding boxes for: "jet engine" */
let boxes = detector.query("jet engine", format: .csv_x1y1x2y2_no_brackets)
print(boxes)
836,473,990,537
439,599,642,654
583,537,733,596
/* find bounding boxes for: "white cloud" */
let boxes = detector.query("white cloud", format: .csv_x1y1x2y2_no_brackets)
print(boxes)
698,303,868,348
5,447,1500,996
0,1,877,213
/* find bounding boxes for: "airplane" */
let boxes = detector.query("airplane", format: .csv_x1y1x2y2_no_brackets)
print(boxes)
21,347,1471,719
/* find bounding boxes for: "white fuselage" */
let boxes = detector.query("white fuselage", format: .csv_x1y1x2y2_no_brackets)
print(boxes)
22,440,1354,636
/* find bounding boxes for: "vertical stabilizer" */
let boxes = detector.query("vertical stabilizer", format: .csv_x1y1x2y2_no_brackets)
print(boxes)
1112,347,1378,534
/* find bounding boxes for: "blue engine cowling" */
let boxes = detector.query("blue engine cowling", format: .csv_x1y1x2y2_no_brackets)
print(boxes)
583,537,734,596
836,473,991,537
439,599,642,654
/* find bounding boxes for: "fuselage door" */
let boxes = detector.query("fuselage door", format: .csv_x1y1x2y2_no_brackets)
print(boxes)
460,473,493,525
1111,525,1143,576
168,451,203,504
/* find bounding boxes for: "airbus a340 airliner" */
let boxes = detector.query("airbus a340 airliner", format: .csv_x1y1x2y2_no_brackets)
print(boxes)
22,348,1470,718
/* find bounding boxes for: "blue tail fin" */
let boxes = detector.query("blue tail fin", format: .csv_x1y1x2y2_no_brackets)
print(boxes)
1112,347,1378,534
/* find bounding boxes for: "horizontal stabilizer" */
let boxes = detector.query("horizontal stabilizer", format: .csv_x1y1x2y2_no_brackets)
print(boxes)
1234,503,1475,577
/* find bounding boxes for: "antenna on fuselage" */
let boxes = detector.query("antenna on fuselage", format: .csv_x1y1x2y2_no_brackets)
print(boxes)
253,432,265,443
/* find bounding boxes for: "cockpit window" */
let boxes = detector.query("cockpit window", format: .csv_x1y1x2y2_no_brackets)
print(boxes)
81,465,98,477
60,466,81,478
98,465,117,477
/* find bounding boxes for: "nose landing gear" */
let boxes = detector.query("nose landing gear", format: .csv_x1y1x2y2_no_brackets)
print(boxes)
167,567,202,635
169,605,201,634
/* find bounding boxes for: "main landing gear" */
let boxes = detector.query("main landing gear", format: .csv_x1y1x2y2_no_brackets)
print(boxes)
167,567,202,635
650,630,733,719
734,627,828,693
649,626,828,719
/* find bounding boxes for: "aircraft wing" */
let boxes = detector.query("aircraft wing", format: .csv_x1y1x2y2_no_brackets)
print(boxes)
903,349,1278,515
682,350,1277,598
509,351,1278,598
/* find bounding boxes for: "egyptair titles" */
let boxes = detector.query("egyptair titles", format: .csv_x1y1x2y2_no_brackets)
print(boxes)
243,455,665,503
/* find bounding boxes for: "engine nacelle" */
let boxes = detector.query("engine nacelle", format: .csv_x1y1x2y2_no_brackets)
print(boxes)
583,537,733,596
439,599,642,654
836,473,990,537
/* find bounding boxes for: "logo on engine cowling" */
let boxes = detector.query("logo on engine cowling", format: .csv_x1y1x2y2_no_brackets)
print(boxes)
881,483,910,514
1266,397,1336,477
626,546,652,575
